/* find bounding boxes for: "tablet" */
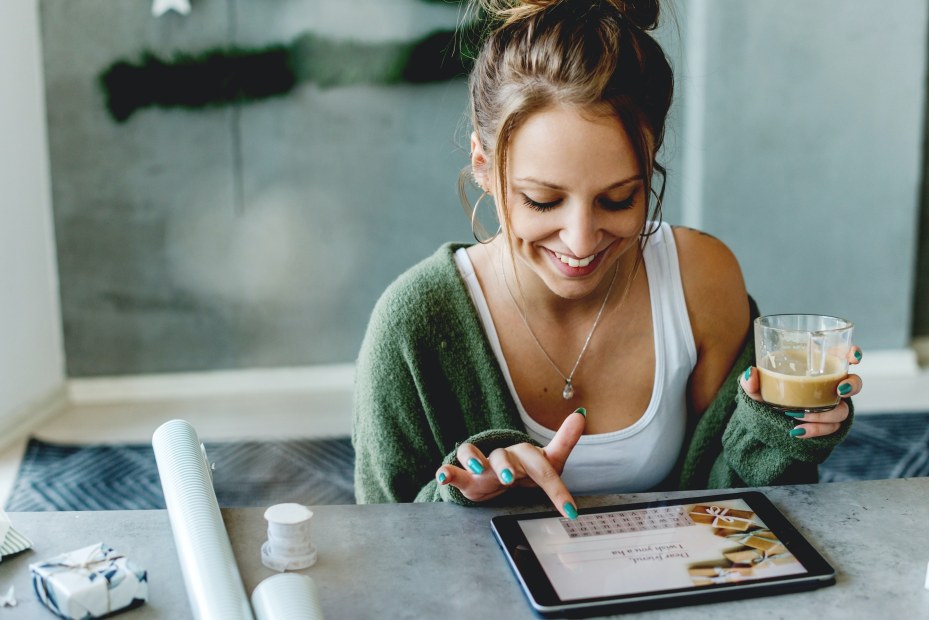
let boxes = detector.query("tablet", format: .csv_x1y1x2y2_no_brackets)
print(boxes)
491,491,835,618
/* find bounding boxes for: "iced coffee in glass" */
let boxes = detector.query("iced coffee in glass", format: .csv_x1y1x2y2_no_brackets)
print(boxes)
754,315,854,413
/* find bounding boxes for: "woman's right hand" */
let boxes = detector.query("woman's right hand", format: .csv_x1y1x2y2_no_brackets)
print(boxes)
434,408,587,519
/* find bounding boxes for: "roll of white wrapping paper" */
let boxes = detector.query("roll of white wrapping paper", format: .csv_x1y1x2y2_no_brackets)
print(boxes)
251,574,325,620
153,419,254,620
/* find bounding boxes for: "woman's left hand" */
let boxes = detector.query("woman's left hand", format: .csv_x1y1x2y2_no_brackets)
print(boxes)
740,346,863,439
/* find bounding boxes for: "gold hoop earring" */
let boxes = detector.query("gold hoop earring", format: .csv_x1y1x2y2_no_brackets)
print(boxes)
640,186,665,239
471,191,502,245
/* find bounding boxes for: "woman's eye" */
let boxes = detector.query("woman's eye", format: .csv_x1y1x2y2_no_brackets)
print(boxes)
600,192,637,212
521,194,562,211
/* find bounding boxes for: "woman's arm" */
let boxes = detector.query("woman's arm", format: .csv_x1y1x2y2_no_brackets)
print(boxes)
673,227,857,489
673,226,751,417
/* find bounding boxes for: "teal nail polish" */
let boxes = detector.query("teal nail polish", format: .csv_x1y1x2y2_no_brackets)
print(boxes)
838,383,852,395
574,407,587,417
438,472,447,483
854,350,862,362
743,367,752,381
789,428,806,437
563,502,578,520
501,468,514,485
467,458,485,475
784,411,805,418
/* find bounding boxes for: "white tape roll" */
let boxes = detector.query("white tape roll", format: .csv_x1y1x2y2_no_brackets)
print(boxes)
251,573,325,620
153,419,254,620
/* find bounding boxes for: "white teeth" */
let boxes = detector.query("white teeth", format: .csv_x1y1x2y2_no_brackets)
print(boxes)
555,252,595,268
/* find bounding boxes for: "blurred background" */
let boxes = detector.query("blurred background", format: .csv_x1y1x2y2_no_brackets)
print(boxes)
2,0,928,446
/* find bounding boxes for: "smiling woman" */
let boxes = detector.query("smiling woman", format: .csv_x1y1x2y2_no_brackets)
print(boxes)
351,0,861,518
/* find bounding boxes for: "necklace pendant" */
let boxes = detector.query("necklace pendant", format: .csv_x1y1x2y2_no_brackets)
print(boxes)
562,380,575,400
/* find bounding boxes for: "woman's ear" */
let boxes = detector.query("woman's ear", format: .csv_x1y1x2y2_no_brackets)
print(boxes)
470,132,492,192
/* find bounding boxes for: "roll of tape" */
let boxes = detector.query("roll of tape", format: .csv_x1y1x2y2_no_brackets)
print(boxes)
251,573,325,620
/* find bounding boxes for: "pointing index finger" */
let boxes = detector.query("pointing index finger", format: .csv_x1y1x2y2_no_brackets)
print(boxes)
543,407,587,472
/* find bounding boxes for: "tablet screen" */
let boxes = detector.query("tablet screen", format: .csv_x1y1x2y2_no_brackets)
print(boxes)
517,497,803,601
492,491,834,616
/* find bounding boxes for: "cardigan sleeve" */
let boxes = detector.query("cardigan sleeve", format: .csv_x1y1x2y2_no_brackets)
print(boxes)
678,297,854,489
352,317,542,504
352,245,541,505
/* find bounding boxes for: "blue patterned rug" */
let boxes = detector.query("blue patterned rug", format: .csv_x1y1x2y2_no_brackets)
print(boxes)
6,413,929,511
5,436,355,511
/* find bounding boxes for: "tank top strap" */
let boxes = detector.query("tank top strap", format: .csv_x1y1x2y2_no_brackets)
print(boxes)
642,222,698,370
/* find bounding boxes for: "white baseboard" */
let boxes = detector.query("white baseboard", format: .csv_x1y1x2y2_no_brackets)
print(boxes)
67,364,356,405
0,384,68,452
37,346,929,417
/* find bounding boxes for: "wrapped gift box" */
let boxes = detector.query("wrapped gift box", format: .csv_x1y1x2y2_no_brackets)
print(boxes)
723,529,785,554
30,543,147,619
724,548,765,564
688,505,755,531
688,565,754,578
724,545,794,565
688,564,753,585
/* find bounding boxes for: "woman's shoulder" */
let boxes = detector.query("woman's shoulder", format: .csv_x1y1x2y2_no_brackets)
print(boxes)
367,242,474,335
670,225,750,343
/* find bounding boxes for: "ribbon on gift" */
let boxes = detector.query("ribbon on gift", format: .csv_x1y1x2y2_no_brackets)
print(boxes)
38,544,124,576
692,505,755,529
689,566,749,584
725,529,777,545
752,551,795,569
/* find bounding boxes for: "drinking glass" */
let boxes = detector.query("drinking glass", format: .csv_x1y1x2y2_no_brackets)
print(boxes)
753,314,854,412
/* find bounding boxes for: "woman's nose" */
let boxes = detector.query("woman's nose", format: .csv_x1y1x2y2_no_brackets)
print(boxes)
559,203,601,258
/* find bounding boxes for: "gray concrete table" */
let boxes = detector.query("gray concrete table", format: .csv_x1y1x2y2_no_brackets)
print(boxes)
1,478,928,618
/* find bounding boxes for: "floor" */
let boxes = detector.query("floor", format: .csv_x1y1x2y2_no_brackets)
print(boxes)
0,389,353,507
3,365,928,507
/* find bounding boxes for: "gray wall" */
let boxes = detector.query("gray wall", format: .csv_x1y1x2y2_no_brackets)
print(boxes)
693,0,927,350
42,0,469,375
41,0,928,376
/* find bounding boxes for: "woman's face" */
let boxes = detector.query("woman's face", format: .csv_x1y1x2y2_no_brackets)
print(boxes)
474,105,648,301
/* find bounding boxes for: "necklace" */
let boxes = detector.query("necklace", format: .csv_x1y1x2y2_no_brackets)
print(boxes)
502,253,634,400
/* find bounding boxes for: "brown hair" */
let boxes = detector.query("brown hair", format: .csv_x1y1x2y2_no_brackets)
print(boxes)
459,0,673,246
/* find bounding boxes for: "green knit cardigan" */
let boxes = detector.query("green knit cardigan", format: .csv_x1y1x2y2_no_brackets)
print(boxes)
352,244,853,505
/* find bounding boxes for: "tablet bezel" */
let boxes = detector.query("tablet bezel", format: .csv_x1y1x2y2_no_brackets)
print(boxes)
491,491,835,618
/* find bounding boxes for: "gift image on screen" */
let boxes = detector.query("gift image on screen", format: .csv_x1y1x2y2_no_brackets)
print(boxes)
684,502,800,587
517,498,807,601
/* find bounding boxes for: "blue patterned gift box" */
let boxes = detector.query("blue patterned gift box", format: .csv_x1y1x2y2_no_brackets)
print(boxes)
29,543,147,619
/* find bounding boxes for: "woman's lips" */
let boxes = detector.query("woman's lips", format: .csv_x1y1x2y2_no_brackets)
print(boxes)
544,247,609,277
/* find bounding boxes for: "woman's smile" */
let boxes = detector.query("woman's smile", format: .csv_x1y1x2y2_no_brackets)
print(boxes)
544,245,612,277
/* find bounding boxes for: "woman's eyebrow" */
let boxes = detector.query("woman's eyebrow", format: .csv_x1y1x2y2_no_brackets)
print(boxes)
513,175,643,191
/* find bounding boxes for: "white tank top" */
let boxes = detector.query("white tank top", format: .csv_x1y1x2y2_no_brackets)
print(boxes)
454,222,697,494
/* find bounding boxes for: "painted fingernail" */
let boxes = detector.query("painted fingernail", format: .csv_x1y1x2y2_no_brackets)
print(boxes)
784,411,805,418
789,427,806,437
501,468,514,485
743,367,752,381
854,350,862,362
437,472,447,484
563,502,578,520
574,407,587,417
467,458,485,475
838,383,852,395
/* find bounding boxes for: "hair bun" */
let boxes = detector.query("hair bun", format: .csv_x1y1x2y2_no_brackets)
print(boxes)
609,0,660,31
474,0,660,31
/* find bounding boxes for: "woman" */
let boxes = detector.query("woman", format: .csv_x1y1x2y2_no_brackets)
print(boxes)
352,0,861,519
